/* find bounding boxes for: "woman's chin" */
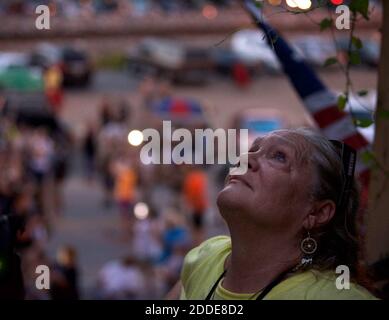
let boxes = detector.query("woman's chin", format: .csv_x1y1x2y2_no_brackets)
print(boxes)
217,185,247,213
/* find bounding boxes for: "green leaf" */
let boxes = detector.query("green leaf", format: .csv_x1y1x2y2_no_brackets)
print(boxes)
349,0,370,20
354,118,374,128
320,18,333,31
349,51,361,65
352,36,363,50
338,95,348,111
324,57,338,67
255,1,263,8
361,150,375,165
377,110,389,119
358,90,368,96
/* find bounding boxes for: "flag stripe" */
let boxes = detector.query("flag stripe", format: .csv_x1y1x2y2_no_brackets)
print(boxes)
313,105,346,128
359,169,371,187
304,90,338,114
322,116,357,140
344,133,370,150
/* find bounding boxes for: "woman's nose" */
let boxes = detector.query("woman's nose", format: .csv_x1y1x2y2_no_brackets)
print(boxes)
247,151,260,172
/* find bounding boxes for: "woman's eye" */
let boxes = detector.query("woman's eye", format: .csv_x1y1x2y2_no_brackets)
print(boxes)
271,151,287,163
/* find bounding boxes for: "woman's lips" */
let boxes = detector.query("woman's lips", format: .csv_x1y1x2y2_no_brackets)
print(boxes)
228,176,252,190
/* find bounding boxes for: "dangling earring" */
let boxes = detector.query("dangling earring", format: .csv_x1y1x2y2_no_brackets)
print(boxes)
298,231,317,269
300,231,317,255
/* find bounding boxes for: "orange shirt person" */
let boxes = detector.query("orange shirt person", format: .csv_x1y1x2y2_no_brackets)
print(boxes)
183,169,208,230
114,161,137,219
44,65,64,114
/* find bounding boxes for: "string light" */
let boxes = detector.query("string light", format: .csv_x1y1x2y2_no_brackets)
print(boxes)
285,0,312,10
286,0,298,8
296,0,312,10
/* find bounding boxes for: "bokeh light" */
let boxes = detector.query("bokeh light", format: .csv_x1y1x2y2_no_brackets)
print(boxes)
127,130,144,146
202,5,218,20
134,202,149,220
286,0,298,8
297,0,312,10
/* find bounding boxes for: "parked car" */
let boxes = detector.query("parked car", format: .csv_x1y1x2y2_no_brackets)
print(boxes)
0,52,30,71
336,36,380,68
230,29,281,74
361,39,380,68
210,47,240,76
127,38,214,85
292,36,337,67
29,44,93,87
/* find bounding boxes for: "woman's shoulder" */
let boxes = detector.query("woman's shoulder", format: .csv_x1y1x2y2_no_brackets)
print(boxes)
180,236,231,298
192,235,231,254
307,270,378,300
183,236,231,269
268,269,378,300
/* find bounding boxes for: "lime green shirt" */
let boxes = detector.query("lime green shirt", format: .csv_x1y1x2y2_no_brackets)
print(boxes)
180,236,377,300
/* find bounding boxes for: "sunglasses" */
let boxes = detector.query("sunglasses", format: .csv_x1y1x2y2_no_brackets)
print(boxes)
329,140,357,210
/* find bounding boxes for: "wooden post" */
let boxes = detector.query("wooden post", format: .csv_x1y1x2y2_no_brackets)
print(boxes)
365,0,389,264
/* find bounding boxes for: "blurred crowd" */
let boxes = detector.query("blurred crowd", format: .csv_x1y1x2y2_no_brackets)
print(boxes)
81,79,215,299
0,92,72,298
0,71,223,299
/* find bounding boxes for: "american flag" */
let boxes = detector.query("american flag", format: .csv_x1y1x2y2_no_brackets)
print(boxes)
243,0,371,203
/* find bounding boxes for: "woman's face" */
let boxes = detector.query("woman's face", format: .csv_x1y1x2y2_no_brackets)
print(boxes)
217,131,315,232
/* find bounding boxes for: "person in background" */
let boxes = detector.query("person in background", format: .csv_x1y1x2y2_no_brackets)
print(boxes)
27,128,54,219
113,156,137,238
157,208,190,264
182,166,209,243
97,255,146,300
132,212,162,263
100,96,114,127
43,65,64,115
52,140,69,217
50,245,80,300
157,240,190,295
83,123,97,182
118,98,131,124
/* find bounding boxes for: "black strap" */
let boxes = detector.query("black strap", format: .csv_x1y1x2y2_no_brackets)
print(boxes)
205,269,227,300
254,267,295,300
329,140,357,210
206,266,296,300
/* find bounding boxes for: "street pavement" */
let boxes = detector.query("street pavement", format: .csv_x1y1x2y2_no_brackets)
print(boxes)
46,153,133,298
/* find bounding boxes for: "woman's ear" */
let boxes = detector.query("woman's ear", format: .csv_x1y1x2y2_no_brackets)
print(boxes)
303,200,336,230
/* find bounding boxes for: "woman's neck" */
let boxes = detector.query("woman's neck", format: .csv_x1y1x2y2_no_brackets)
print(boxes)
222,224,301,294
